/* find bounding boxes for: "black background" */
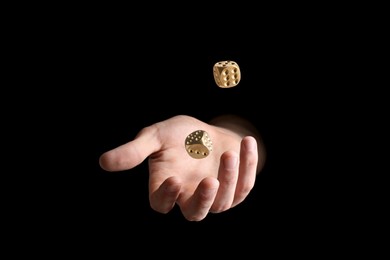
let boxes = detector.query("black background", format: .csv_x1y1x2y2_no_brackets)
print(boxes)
53,23,333,228
8,5,368,248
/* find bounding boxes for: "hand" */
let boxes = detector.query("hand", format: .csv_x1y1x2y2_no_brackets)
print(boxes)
99,115,262,221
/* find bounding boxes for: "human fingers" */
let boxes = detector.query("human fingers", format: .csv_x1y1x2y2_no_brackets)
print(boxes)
179,177,219,221
232,136,258,207
149,176,181,214
210,151,239,213
99,126,161,172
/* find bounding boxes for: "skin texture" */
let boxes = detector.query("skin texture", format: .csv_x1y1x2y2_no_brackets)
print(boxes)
99,115,266,221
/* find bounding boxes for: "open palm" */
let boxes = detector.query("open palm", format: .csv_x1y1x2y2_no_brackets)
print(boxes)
99,115,260,221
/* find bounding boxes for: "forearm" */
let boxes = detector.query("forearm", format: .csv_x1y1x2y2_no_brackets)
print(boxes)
209,114,266,174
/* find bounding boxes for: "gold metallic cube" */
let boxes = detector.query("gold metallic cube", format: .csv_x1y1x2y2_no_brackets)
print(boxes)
185,130,213,159
213,60,241,88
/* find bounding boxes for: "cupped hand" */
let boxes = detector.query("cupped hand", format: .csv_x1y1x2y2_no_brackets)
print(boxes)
99,115,259,221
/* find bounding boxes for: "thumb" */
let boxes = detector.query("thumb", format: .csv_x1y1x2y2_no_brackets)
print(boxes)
99,126,161,172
